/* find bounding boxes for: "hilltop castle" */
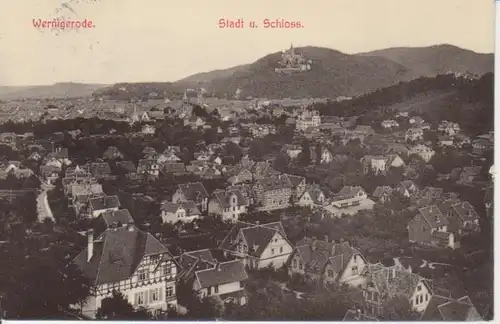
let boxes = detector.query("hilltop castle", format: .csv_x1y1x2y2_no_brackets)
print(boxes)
275,43,312,74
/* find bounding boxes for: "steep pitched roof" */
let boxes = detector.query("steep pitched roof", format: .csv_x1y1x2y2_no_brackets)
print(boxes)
195,260,248,289
212,189,248,209
365,264,430,300
160,201,200,216
101,209,134,228
90,195,121,211
219,221,288,258
418,205,449,229
73,226,173,285
178,182,209,199
420,295,482,321
373,186,393,198
334,186,366,201
451,202,479,222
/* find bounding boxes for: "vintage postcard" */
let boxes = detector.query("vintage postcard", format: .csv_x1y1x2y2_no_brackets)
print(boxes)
0,0,495,321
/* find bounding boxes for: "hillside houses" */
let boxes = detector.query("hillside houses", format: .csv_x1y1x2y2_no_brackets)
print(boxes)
73,226,179,318
405,128,424,142
408,206,458,249
362,261,433,317
324,186,375,217
288,237,368,288
438,121,460,136
172,182,209,213
296,110,321,131
208,188,248,222
252,174,306,211
219,221,293,269
177,250,248,306
408,144,435,162
160,201,201,224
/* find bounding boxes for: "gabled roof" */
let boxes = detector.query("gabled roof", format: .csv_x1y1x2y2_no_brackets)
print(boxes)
219,221,288,258
451,202,479,222
195,260,248,289
418,205,449,228
420,295,482,321
333,186,366,201
177,182,209,199
90,195,121,211
73,225,173,285
160,201,200,216
101,209,134,228
373,186,393,198
365,263,430,300
212,189,248,209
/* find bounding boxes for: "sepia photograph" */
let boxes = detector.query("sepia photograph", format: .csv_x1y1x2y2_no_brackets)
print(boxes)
0,0,495,321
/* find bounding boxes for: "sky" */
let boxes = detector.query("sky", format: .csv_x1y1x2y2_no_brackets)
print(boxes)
0,0,495,86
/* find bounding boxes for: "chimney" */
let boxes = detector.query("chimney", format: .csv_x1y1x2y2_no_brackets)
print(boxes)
127,220,135,232
87,229,94,262
216,262,222,272
324,235,329,243
311,236,317,251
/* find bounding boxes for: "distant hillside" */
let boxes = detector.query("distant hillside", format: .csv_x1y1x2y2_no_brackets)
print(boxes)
0,83,108,100
92,82,186,101
176,64,250,84
357,44,493,77
195,46,415,99
94,44,494,100
315,72,493,136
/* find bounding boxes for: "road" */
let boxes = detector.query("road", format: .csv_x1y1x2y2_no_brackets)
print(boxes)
36,185,54,222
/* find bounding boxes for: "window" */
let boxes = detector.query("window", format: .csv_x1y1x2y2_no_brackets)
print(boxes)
415,297,419,305
420,295,424,303
299,262,303,270
232,197,236,204
417,285,422,291
134,291,147,306
149,288,163,303
280,247,283,253
353,255,358,262
207,287,212,295
328,270,334,277
150,254,160,263
425,294,428,301
293,259,297,268
166,286,174,297
351,266,358,275
214,286,219,293
271,248,275,255
138,269,149,281
233,206,236,211
164,263,173,276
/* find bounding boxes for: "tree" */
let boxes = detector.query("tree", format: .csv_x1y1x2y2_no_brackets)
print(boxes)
298,141,311,167
96,291,151,320
380,296,419,321
273,152,290,173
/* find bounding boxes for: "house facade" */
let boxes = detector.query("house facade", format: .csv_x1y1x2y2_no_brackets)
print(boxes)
289,237,368,288
362,262,432,317
73,226,178,318
219,221,294,270
296,110,321,131
408,205,459,249
172,182,209,213
160,201,201,224
208,189,248,222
